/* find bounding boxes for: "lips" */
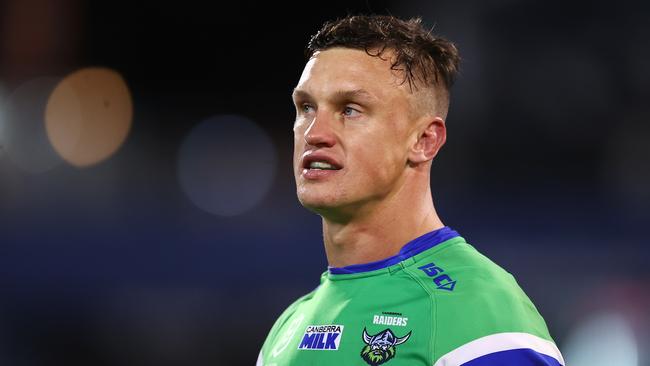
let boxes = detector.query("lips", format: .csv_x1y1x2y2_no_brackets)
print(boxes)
300,151,342,180
301,151,343,170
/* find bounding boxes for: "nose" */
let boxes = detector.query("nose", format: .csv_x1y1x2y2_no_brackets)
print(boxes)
304,111,336,148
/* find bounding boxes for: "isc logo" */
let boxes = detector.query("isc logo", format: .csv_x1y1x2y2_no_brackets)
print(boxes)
417,262,456,291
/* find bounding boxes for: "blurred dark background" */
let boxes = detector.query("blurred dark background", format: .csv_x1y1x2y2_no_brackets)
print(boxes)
0,0,648,365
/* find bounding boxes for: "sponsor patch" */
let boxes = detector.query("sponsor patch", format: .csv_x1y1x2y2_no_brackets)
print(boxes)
298,324,344,350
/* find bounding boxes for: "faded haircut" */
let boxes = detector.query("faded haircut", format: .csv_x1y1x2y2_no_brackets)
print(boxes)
307,15,461,117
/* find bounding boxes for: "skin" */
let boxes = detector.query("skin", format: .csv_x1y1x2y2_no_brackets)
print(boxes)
292,47,447,268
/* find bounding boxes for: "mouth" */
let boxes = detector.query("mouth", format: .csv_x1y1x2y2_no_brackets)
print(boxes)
306,161,340,170
300,152,342,179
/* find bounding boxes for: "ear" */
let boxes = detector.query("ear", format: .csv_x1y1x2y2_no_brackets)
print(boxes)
407,117,446,164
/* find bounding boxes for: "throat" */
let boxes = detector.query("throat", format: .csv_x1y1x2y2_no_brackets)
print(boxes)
321,204,444,268
322,222,402,268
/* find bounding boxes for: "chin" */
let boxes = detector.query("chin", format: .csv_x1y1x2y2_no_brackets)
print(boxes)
297,193,334,210
297,188,341,211
297,190,360,221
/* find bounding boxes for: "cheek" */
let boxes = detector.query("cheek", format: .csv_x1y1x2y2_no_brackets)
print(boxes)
363,140,405,187
293,131,303,168
363,131,405,166
350,145,399,184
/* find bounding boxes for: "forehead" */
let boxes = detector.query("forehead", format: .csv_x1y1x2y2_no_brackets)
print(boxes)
294,48,408,99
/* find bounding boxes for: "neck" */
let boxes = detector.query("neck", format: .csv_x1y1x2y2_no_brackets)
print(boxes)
321,181,444,268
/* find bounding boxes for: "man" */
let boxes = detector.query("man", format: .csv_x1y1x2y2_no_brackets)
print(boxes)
257,15,564,366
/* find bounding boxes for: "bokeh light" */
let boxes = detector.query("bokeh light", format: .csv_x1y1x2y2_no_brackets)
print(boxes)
177,114,276,216
45,67,133,167
563,311,639,366
1,77,63,174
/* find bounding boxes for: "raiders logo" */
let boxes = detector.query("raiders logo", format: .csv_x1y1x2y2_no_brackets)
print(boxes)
360,328,411,365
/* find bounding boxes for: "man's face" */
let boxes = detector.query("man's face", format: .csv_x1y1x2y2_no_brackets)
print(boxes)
292,47,420,218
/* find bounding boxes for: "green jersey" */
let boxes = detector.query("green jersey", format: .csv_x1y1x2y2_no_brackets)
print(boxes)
257,227,564,366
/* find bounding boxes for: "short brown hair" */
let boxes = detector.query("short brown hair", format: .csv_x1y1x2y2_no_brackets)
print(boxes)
307,15,460,94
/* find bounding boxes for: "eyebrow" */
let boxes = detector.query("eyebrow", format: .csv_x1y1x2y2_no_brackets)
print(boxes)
292,88,378,104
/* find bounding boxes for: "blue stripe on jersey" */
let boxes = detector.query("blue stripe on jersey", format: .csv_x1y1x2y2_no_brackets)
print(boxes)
461,348,563,366
328,226,460,274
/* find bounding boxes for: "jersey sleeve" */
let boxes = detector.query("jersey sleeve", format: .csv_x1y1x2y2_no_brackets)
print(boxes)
432,332,564,365
411,241,565,366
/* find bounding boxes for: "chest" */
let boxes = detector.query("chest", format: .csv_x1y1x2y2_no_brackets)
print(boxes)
263,279,432,366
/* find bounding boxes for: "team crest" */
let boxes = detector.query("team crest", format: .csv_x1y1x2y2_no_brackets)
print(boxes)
360,328,411,365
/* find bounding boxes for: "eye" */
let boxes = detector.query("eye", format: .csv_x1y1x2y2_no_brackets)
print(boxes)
343,106,361,117
301,103,315,114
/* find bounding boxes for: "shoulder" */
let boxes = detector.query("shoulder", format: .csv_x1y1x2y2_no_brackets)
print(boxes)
256,288,318,365
269,288,317,334
409,237,547,332
405,237,564,365
259,287,317,348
